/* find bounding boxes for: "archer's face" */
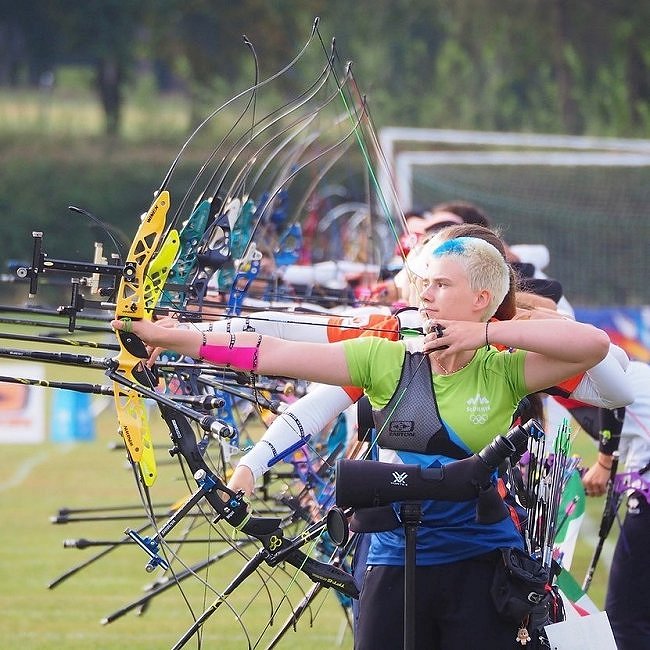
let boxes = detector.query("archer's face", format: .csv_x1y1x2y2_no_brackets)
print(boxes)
419,257,480,322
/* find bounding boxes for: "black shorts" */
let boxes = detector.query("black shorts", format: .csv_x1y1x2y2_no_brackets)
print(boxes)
605,493,650,650
354,552,520,650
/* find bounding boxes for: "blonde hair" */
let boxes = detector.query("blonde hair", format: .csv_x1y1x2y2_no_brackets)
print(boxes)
427,237,510,320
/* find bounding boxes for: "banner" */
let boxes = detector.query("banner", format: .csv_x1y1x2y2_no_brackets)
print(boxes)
0,363,46,444
574,306,650,362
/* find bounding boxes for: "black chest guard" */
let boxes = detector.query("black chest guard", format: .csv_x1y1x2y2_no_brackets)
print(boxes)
373,351,470,459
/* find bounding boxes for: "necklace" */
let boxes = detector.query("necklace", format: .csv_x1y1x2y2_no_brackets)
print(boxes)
431,354,474,375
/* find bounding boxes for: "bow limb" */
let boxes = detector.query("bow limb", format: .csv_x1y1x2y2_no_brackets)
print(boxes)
194,50,344,301
204,63,331,210
157,18,320,203
219,60,351,251
311,31,415,288
132,403,358,649
240,90,365,265
582,450,621,592
112,190,170,485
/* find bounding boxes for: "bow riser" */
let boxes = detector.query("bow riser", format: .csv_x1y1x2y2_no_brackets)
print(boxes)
112,190,171,486
159,199,213,310
116,191,170,318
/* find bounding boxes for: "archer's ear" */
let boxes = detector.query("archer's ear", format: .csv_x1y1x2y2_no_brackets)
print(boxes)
474,289,491,311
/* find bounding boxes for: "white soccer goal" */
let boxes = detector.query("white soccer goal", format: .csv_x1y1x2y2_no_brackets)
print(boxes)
377,128,650,305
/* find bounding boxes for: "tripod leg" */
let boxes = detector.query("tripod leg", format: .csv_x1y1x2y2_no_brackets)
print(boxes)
401,503,422,650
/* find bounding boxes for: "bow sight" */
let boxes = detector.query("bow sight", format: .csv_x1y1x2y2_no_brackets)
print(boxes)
16,230,123,331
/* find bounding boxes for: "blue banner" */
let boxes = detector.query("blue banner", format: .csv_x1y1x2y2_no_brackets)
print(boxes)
574,306,650,362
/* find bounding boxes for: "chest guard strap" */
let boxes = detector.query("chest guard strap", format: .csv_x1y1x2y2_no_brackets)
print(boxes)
374,352,469,458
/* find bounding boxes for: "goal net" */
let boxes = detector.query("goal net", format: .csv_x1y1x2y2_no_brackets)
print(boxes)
378,128,650,307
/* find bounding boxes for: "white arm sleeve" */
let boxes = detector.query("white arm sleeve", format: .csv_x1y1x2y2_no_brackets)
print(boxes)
196,311,333,342
280,261,380,287
237,384,355,479
571,343,634,408
196,308,391,343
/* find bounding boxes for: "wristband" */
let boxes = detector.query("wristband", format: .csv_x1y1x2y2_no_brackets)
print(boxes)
598,407,625,456
198,331,207,360
597,460,613,471
199,334,262,371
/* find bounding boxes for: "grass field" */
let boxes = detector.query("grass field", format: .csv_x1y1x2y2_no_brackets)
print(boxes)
0,437,351,650
0,319,617,649
0,320,351,650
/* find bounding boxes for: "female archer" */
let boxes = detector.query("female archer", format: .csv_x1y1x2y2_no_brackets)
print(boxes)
113,235,609,648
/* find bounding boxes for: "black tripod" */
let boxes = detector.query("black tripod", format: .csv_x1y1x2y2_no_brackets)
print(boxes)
400,501,423,650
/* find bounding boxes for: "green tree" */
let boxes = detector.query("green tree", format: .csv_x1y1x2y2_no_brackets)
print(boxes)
0,0,57,85
2,0,650,136
44,0,149,136
147,0,326,123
